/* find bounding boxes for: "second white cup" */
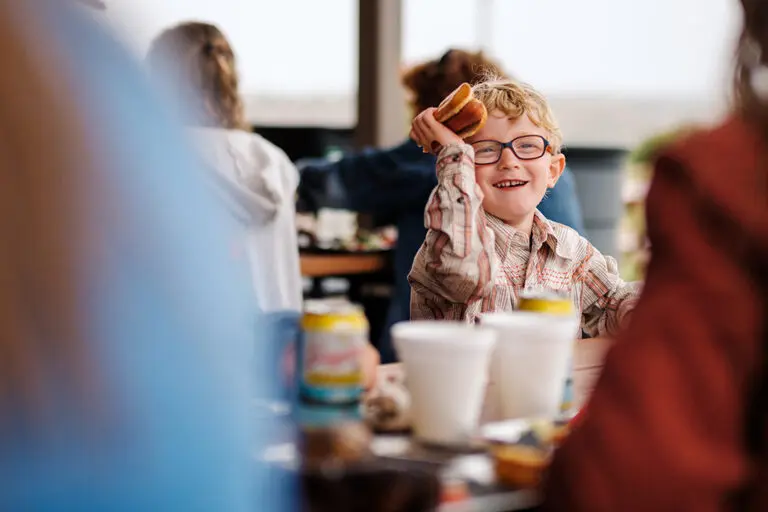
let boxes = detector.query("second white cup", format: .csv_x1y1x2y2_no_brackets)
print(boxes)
480,312,579,421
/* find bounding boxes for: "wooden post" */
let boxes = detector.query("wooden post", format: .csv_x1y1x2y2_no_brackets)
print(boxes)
356,0,405,149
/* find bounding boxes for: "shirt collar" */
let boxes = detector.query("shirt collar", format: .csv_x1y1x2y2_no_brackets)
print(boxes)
485,210,575,261
533,210,576,260
532,210,556,249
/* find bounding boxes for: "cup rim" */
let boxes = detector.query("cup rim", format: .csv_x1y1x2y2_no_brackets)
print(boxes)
391,320,496,348
479,310,579,327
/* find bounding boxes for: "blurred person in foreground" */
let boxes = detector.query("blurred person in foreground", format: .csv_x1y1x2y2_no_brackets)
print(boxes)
145,21,380,388
544,0,768,509
0,1,272,510
298,49,585,363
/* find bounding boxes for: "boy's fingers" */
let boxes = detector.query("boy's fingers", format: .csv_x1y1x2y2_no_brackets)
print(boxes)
412,123,430,151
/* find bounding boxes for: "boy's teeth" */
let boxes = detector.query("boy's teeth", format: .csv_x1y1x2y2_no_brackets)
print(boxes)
494,180,526,188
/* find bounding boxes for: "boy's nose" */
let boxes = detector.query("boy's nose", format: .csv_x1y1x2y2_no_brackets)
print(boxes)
499,146,521,169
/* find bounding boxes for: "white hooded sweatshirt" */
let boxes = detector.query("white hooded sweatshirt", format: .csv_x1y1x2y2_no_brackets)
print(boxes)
191,128,302,312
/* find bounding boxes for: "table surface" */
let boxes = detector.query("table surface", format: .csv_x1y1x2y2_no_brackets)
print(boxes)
371,435,540,512
299,250,389,278
259,429,539,512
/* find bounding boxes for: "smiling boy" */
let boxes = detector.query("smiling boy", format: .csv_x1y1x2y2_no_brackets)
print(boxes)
408,78,638,337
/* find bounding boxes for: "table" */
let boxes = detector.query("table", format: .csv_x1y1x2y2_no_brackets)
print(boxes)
300,251,389,278
259,432,540,512
371,435,540,512
300,251,392,318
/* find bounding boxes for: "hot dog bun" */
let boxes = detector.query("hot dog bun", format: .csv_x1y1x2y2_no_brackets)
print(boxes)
435,83,472,123
443,100,487,138
434,82,487,139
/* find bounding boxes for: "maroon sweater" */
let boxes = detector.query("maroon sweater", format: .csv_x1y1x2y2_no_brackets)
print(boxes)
544,117,768,511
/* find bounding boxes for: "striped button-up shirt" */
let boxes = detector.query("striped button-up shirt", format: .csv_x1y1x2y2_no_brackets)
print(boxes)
408,143,639,337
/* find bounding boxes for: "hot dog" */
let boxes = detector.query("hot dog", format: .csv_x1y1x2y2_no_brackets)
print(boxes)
434,82,487,138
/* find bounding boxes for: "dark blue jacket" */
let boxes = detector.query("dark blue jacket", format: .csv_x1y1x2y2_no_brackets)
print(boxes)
298,139,584,362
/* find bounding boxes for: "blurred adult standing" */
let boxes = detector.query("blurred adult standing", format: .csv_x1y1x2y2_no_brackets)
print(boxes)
146,21,303,313
145,21,381,388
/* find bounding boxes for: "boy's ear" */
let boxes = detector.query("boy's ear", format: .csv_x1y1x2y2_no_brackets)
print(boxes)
547,154,566,188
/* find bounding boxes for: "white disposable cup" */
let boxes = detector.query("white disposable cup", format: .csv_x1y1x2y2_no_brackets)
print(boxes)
392,321,497,445
480,312,579,420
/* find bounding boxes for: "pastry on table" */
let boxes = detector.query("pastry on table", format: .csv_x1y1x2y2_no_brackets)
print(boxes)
493,444,551,488
489,417,572,488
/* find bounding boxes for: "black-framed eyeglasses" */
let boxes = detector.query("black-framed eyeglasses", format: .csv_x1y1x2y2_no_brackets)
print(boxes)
471,135,551,165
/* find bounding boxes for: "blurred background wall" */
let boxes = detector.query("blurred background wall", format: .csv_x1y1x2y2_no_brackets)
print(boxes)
99,0,739,144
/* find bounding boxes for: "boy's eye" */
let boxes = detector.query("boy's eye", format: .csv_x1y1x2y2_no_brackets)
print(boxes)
476,147,496,154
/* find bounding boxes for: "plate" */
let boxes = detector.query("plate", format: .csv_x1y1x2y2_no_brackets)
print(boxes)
478,417,570,448
479,419,534,445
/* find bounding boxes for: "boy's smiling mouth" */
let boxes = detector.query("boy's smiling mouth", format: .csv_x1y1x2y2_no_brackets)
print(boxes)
493,179,529,189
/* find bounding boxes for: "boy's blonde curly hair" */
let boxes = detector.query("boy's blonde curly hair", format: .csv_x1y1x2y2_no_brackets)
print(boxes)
472,76,563,154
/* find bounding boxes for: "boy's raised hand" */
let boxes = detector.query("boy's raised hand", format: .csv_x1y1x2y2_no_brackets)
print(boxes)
410,107,463,155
